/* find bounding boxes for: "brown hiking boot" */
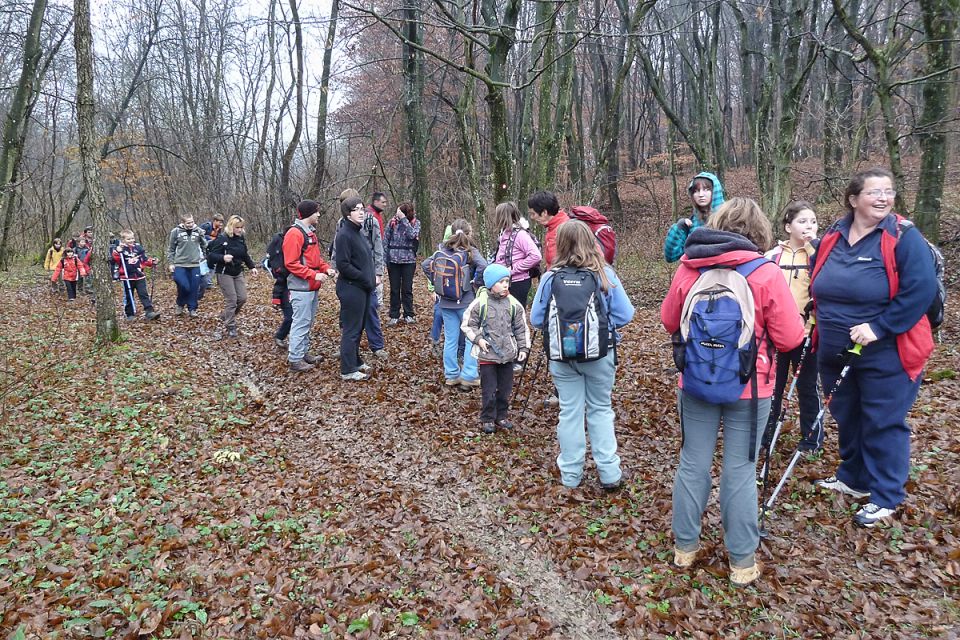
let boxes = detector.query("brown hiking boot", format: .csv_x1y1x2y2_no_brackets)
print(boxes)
289,360,314,373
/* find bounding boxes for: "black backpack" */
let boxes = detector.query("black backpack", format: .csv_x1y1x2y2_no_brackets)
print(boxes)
265,225,308,278
542,267,612,363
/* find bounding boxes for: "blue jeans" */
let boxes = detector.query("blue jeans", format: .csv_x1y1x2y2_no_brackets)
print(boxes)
173,266,201,311
430,299,442,341
549,352,621,488
673,391,770,567
364,287,384,351
440,307,477,382
287,289,318,362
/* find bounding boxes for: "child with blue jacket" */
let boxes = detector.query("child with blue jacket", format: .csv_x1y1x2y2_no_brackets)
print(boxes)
530,221,635,491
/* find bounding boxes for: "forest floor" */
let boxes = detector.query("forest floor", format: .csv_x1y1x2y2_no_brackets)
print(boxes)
1,215,959,639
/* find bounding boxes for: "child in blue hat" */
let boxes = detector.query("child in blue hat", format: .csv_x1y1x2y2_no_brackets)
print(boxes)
461,263,530,433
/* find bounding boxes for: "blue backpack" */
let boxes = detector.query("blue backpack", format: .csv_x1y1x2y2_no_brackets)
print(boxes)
430,249,471,302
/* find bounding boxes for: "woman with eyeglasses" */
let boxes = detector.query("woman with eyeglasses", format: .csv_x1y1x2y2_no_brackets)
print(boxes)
206,215,258,337
809,167,937,528
335,197,377,380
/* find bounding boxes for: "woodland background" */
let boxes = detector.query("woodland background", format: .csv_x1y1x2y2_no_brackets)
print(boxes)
0,0,958,266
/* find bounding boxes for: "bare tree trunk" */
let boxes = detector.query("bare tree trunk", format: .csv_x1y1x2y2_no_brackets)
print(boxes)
279,0,304,205
402,0,431,248
75,0,119,342
0,0,48,270
309,0,339,200
253,0,278,193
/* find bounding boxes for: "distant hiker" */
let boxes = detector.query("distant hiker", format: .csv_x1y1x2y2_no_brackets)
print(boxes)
198,213,225,297
335,197,377,380
462,264,530,434
763,200,822,452
67,226,93,249
530,221,635,491
385,202,421,324
811,168,937,528
422,218,487,390
661,197,804,587
45,239,65,291
74,237,93,295
206,215,259,338
527,190,570,270
51,246,90,301
285,200,335,372
367,192,387,240
493,201,542,308
167,214,208,317
112,230,160,321
663,171,725,263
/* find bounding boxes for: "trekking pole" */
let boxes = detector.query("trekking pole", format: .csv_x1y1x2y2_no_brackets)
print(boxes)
514,328,539,387
759,343,862,536
518,344,546,421
118,247,136,315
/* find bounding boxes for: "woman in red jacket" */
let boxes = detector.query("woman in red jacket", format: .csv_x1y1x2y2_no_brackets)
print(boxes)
661,197,805,587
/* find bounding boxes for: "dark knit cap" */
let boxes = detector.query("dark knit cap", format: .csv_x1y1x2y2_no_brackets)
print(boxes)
341,197,363,218
297,200,319,219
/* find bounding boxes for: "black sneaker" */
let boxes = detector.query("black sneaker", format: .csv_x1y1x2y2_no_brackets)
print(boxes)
481,423,496,434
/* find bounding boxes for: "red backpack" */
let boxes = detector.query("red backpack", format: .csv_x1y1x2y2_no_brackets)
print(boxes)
569,206,617,264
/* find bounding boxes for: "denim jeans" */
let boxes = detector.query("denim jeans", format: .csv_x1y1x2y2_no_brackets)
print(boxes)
430,299,442,341
548,351,621,488
364,287,384,352
440,307,477,382
672,391,771,567
287,289,318,362
172,266,202,311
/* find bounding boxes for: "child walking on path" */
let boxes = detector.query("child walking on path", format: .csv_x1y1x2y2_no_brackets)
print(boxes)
462,264,530,434
763,200,822,451
422,219,487,389
112,230,160,321
51,247,90,301
530,221,635,491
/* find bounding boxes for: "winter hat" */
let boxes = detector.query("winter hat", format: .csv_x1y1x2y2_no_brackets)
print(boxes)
483,264,511,290
341,197,363,218
297,200,319,219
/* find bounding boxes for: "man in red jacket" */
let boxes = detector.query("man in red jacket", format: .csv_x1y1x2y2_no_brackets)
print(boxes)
284,200,336,372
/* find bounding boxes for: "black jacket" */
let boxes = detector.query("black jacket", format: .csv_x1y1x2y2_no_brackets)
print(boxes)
206,234,256,276
334,219,376,291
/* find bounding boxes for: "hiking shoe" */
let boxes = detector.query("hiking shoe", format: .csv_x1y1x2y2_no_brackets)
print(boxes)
341,371,369,381
481,422,496,434
404,316,416,324
274,338,287,349
387,318,399,326
358,363,371,372
814,475,870,499
372,349,389,360
673,547,698,569
226,328,238,338
495,419,514,431
445,377,462,387
601,476,623,492
854,503,896,528
176,305,185,316
459,378,480,388
289,360,314,373
303,353,321,365
188,309,199,318
730,562,761,587
144,310,160,321
543,394,560,408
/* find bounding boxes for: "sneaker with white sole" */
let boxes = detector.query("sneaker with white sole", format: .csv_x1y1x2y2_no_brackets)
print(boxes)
853,502,895,528
673,547,698,569
341,371,369,381
358,363,371,372
387,318,399,326
814,475,870,499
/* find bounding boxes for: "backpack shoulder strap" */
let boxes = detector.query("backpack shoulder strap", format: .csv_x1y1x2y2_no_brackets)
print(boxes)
735,257,770,279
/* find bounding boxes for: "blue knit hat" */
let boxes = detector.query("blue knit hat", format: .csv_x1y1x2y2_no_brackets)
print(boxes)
483,264,511,290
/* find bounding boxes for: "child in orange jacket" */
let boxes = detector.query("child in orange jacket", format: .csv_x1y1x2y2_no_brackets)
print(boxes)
51,247,91,301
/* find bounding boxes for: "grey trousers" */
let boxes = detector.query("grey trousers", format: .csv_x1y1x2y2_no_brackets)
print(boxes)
672,390,771,567
288,289,318,362
217,274,247,330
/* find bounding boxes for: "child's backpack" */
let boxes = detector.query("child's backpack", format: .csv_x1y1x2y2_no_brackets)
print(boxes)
671,258,768,405
568,205,617,264
542,267,612,362
265,225,308,278
897,218,946,330
430,249,471,302
505,226,543,279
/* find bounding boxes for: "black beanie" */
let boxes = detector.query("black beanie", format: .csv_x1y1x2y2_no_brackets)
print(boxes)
341,197,363,218
297,200,319,219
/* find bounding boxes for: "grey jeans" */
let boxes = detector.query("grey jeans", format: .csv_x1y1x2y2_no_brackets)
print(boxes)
672,390,771,567
217,274,247,330
288,289,319,362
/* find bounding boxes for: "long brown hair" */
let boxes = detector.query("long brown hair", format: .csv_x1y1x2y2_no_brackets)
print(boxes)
443,218,476,253
552,221,612,292
493,201,521,234
706,197,773,251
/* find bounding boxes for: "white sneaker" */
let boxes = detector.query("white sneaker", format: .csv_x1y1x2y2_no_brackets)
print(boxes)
814,475,870,499
358,363,372,372
387,318,399,326
854,503,895,528
341,371,368,381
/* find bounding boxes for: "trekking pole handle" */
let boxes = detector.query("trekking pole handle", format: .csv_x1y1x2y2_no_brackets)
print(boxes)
848,343,863,356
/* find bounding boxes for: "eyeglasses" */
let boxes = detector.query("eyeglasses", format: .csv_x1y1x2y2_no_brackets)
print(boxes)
863,189,896,198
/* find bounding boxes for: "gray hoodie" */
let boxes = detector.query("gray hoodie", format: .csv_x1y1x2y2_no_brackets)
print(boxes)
167,224,208,267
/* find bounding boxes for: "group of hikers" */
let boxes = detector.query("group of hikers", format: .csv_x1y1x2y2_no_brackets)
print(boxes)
42,167,942,587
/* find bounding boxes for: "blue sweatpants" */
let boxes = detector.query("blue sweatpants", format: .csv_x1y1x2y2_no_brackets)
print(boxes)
819,339,922,509
173,266,202,311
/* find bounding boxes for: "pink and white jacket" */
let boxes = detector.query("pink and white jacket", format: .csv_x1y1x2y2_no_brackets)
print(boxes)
494,223,542,282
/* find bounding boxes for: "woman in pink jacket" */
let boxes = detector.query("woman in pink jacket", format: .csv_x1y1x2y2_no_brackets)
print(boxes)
661,197,804,587
493,201,542,308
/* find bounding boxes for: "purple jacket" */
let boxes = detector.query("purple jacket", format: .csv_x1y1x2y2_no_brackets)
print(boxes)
495,225,542,282
385,216,420,264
